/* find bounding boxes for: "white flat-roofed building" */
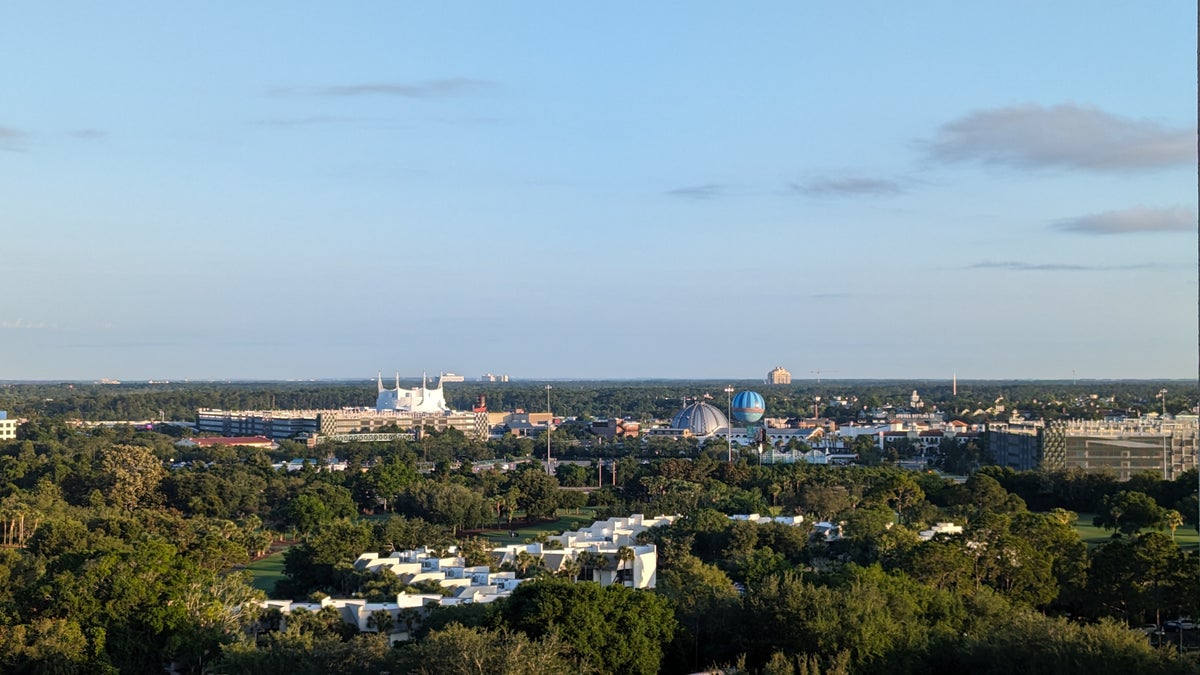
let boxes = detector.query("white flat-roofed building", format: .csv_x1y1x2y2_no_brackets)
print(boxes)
271,516,674,643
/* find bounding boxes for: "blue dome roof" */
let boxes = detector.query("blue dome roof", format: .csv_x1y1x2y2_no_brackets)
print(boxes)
671,401,728,437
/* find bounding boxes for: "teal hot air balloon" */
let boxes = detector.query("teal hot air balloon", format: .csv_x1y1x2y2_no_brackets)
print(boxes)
731,391,765,424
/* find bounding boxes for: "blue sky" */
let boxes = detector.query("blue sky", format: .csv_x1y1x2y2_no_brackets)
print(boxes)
1,2,1195,381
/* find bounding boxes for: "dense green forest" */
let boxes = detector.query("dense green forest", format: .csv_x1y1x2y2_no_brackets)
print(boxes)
0,382,1198,673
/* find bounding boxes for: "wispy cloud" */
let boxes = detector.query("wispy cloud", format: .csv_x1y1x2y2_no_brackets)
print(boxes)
665,183,729,200
69,128,107,140
0,126,30,152
249,115,357,127
0,319,55,330
1052,206,1194,235
969,261,1160,272
790,176,905,197
62,340,180,349
272,78,494,98
927,103,1194,171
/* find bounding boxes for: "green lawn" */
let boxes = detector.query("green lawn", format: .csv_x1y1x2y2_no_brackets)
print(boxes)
1072,512,1200,551
245,551,287,597
473,509,599,546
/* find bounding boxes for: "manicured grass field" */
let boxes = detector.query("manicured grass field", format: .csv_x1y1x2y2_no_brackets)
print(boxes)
472,509,599,546
1072,512,1200,551
245,551,287,597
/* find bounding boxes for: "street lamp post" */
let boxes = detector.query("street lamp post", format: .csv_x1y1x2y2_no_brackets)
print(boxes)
545,385,553,474
724,385,735,463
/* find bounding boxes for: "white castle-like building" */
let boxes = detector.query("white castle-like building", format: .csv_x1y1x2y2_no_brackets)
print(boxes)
375,373,451,413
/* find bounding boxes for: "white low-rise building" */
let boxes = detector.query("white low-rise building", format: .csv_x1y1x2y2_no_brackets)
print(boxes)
493,514,676,589
266,515,676,642
729,513,805,526
918,522,964,541
263,593,442,643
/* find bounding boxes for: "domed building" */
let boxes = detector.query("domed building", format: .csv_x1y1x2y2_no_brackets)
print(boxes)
670,401,729,438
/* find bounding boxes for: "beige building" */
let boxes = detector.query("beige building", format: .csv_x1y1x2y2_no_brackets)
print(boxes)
0,412,15,441
767,366,792,385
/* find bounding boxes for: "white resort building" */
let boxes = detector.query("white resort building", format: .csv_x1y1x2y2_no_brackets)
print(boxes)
261,514,676,643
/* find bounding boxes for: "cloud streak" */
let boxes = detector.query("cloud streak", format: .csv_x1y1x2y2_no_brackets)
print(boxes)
969,261,1160,272
791,176,905,197
273,78,494,98
0,126,29,151
664,183,728,199
69,129,107,140
0,319,55,330
928,103,1194,171
1052,206,1194,235
249,115,357,127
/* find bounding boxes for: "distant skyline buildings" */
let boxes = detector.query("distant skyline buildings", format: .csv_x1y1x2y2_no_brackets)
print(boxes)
0,3,1194,381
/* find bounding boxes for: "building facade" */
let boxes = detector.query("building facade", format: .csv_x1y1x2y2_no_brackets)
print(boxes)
989,416,1199,480
987,421,1047,471
195,407,489,442
0,412,15,441
767,366,792,384
195,374,489,442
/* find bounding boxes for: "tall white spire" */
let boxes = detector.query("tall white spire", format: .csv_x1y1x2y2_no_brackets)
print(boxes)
377,372,383,393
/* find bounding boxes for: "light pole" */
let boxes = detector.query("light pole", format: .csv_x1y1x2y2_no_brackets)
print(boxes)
545,385,553,474
724,385,735,463
1159,388,1168,417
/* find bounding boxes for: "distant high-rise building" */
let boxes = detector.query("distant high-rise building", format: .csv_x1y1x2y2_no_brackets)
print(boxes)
767,366,791,385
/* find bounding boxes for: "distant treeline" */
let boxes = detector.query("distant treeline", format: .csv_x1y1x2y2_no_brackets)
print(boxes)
0,379,1194,424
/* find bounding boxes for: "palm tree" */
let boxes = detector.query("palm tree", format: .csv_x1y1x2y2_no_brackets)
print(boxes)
558,555,581,582
575,550,598,582
503,489,521,526
769,482,783,508
594,551,615,584
367,609,394,635
514,550,543,578
397,607,421,640
617,545,636,585
1164,509,1184,542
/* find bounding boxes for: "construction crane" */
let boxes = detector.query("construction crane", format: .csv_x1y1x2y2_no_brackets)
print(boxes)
809,369,838,384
